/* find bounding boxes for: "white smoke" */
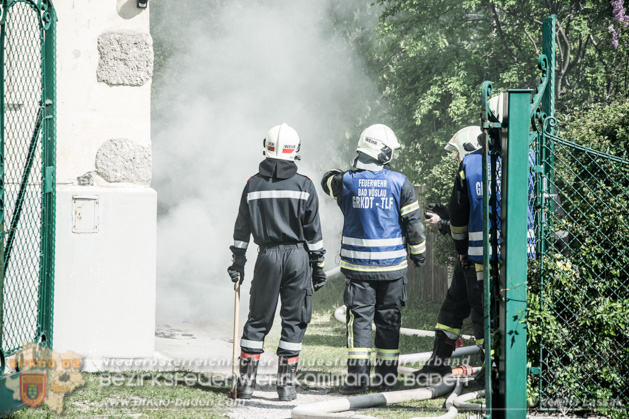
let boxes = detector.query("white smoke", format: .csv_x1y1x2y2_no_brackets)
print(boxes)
152,0,381,321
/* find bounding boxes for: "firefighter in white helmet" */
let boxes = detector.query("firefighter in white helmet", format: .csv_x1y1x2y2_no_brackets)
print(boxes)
322,124,426,394
413,125,486,382
488,95,538,261
228,123,326,401
424,126,483,232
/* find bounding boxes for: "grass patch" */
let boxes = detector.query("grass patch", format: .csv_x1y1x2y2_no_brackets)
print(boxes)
301,276,483,418
309,276,477,366
9,276,481,418
8,371,236,418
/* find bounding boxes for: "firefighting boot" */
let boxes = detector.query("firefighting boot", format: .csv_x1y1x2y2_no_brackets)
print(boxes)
467,365,486,389
237,352,260,399
372,359,398,392
277,356,298,401
412,330,456,382
466,346,488,388
339,359,370,395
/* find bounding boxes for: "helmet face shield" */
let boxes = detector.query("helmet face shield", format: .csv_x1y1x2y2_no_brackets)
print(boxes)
264,123,301,161
356,124,400,164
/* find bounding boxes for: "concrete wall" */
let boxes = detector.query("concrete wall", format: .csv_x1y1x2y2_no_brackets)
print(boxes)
54,187,156,357
53,0,156,358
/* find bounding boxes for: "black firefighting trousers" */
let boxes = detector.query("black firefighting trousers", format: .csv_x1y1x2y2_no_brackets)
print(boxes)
344,276,406,361
436,259,484,342
240,243,312,358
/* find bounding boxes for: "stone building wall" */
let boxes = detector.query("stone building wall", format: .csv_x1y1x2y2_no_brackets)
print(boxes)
53,0,156,358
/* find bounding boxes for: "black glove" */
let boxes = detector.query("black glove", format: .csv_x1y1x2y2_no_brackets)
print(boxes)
460,255,474,270
311,265,327,292
321,169,344,197
426,202,450,220
228,250,246,284
411,254,426,268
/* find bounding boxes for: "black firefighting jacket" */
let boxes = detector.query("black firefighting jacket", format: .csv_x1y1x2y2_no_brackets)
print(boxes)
231,159,325,262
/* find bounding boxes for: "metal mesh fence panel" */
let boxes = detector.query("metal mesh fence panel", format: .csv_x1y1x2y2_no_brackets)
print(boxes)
1,1,44,358
529,125,629,411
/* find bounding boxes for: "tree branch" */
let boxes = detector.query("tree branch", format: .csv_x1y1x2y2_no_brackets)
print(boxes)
563,37,583,87
557,19,571,77
588,33,610,68
555,19,571,97
377,46,404,75
575,35,590,85
524,27,540,56
490,3,518,63
555,33,564,71
493,5,543,26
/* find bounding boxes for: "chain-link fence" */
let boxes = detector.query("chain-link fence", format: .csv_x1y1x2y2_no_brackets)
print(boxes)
529,125,629,411
1,0,56,363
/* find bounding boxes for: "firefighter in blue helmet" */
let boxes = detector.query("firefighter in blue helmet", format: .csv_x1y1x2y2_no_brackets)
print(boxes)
228,123,327,401
414,126,486,382
322,124,426,394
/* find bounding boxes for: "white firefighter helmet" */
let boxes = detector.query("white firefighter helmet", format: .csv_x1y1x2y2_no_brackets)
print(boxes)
263,123,301,161
356,124,401,164
444,126,482,158
488,94,504,122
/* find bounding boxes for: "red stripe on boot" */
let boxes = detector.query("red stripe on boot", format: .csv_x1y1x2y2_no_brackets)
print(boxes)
241,351,261,360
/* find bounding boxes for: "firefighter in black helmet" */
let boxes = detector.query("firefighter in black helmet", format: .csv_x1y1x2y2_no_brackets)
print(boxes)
227,123,327,401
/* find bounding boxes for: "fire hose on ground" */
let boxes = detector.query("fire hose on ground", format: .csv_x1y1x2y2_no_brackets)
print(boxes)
290,267,487,419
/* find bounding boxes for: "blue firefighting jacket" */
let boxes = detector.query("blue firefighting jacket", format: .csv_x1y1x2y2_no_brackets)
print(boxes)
322,168,426,280
449,149,501,264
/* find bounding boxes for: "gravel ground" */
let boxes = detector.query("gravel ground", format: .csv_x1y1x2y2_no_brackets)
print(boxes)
226,379,355,419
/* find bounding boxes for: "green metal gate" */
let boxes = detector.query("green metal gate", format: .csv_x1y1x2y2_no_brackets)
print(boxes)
528,16,628,414
0,0,56,414
531,119,629,413
481,14,628,417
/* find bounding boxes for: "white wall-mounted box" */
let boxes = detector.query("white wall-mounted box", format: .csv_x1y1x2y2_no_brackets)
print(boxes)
73,195,99,233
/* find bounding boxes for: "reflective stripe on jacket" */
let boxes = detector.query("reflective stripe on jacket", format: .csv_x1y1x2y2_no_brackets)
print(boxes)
232,159,325,260
450,149,502,264
338,169,417,279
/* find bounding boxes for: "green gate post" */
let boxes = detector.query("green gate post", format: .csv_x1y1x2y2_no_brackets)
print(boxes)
538,15,556,256
480,80,494,418
494,90,532,418
38,1,57,348
541,16,555,123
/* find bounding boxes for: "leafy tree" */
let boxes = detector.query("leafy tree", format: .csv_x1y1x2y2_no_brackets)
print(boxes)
373,0,493,182
423,154,459,264
561,99,629,157
370,2,629,410
372,0,629,187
